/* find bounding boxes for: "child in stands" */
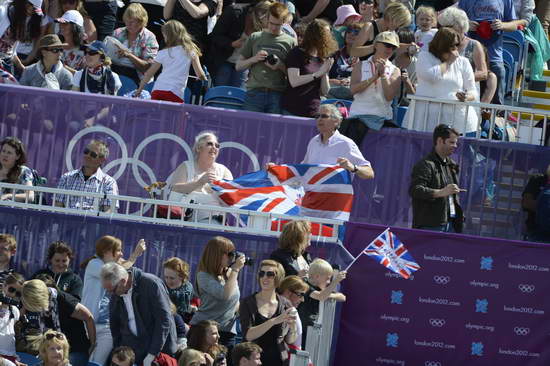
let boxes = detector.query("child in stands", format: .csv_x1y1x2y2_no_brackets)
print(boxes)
414,6,437,52
135,20,206,103
297,258,346,346
111,346,135,366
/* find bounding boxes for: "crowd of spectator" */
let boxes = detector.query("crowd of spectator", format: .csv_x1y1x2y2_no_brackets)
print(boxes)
1,0,550,129
0,217,348,366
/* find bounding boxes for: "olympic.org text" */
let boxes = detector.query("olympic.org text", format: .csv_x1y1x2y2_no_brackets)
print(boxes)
375,357,405,365
470,280,499,290
499,349,540,358
385,272,415,280
380,314,410,324
465,323,495,332
508,263,550,272
414,340,456,350
503,305,544,315
418,296,461,306
424,254,465,264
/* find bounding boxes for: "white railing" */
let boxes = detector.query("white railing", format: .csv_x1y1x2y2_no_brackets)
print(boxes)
305,299,338,366
407,95,549,146
0,183,342,243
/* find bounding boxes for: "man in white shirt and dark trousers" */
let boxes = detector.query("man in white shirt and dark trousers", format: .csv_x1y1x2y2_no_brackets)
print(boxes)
100,262,177,366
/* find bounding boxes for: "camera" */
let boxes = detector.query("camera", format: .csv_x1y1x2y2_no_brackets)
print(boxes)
265,54,279,66
229,251,254,266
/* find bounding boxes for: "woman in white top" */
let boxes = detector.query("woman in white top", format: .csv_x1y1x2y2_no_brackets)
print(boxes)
405,27,479,135
169,131,233,223
349,31,401,130
135,19,206,103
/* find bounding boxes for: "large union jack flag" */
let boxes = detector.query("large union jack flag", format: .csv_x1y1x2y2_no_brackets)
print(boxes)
210,164,353,221
362,229,420,279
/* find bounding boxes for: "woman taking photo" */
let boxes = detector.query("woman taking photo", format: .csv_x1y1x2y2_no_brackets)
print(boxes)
0,137,34,202
280,19,337,118
270,220,312,278
111,3,159,86
186,320,227,364
240,259,297,366
404,27,478,134
163,257,196,322
80,235,146,366
32,241,83,299
191,236,245,349
37,330,71,366
349,31,401,130
168,131,233,223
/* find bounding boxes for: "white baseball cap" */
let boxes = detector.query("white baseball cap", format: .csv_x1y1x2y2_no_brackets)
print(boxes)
55,10,84,28
27,0,43,16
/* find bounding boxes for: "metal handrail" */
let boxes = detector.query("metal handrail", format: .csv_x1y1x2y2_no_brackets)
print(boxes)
0,183,342,242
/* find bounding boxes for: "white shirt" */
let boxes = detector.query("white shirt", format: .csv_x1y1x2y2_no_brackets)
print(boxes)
302,131,371,167
293,313,303,349
349,56,397,119
405,51,479,134
121,287,138,336
414,29,437,51
153,46,193,100
0,305,19,356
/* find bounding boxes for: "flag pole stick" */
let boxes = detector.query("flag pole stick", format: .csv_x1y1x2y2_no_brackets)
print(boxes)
344,227,391,272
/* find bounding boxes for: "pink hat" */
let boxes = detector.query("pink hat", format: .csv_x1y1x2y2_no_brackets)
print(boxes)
334,5,361,26
27,0,43,16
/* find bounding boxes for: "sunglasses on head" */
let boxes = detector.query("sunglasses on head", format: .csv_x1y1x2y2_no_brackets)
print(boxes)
205,141,220,148
46,48,64,54
259,270,276,278
7,286,21,298
83,148,102,159
45,332,64,340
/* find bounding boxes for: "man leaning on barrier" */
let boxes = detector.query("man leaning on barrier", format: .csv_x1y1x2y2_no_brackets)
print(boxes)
55,139,119,213
409,124,465,233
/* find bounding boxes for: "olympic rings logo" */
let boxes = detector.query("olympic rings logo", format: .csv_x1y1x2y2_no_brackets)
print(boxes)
514,327,530,336
433,275,451,285
425,362,442,366
518,284,535,293
429,319,446,327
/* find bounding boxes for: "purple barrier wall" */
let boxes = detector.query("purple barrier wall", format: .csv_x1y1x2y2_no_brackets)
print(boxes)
0,206,352,297
335,222,550,366
2,85,550,239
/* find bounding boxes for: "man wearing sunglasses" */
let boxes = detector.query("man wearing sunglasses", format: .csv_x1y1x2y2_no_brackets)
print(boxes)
19,34,73,90
55,139,119,213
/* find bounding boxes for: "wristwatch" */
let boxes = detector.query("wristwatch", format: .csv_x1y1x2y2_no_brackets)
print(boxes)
352,165,358,173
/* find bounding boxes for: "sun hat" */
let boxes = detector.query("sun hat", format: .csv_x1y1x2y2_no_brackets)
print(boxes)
55,10,84,28
334,5,362,26
38,34,68,49
374,31,400,48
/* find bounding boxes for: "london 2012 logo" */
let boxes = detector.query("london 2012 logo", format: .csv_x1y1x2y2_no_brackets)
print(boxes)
475,299,488,313
480,256,493,270
471,342,484,356
425,362,442,366
429,319,446,327
386,333,399,348
391,290,403,304
514,327,530,336
518,284,535,293
433,275,451,285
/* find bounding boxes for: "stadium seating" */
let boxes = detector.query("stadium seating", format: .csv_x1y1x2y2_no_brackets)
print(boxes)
203,86,246,109
117,75,138,97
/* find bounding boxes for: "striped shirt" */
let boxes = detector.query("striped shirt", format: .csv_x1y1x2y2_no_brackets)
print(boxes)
56,168,119,210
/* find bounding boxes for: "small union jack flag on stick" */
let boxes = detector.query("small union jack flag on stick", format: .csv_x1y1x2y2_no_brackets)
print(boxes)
345,228,420,279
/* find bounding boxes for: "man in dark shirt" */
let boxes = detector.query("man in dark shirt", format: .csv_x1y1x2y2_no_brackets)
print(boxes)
522,164,550,240
409,124,465,233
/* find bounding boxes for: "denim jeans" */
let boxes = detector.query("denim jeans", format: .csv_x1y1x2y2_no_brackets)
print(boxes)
489,61,506,105
243,89,282,114
89,323,113,366
69,352,89,366
84,1,118,40
214,61,247,89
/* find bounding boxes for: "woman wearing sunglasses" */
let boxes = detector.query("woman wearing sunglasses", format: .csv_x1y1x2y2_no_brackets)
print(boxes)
19,34,73,90
168,131,233,223
191,237,245,351
37,330,70,366
277,275,309,350
240,260,297,366
0,273,24,366
71,40,121,95
328,22,362,101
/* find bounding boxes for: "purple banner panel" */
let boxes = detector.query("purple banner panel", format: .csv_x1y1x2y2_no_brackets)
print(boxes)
335,222,550,366
0,206,352,297
2,85,550,239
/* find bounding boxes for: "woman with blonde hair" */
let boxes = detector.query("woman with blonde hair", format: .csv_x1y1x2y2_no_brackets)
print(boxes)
240,259,297,366
351,2,412,58
281,19,338,117
135,20,206,103
191,236,245,350
186,320,227,364
178,348,210,366
71,40,122,95
163,257,197,322
80,235,146,365
270,220,312,277
38,330,70,366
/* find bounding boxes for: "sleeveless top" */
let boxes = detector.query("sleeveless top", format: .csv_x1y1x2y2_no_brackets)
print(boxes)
459,39,476,70
361,20,380,60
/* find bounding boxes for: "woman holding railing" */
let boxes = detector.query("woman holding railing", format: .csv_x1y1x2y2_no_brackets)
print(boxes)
0,137,34,203
404,27,479,135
